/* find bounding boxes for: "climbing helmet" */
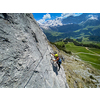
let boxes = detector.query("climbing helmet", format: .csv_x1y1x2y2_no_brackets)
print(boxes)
55,54,58,57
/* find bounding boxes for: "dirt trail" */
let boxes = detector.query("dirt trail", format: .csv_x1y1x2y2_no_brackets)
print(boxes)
85,47,89,50
73,52,100,56
85,47,100,56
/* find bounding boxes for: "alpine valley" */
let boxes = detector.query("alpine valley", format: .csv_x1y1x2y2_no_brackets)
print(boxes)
39,13,100,43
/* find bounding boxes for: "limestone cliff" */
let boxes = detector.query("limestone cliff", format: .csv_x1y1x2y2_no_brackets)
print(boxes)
0,13,68,88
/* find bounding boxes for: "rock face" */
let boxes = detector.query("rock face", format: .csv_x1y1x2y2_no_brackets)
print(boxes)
0,13,68,88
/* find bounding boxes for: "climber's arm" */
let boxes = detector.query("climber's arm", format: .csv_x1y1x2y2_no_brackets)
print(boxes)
53,57,59,62
50,53,55,56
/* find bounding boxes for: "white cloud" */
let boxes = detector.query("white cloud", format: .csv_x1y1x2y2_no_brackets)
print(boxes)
61,13,75,18
88,15,98,20
60,13,83,19
38,19,45,24
37,13,51,24
43,13,51,20
40,18,62,28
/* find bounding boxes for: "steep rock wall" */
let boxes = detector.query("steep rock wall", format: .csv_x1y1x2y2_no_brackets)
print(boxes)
0,13,68,88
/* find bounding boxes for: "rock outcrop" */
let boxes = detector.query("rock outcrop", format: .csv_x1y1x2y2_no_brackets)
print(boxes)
0,13,68,88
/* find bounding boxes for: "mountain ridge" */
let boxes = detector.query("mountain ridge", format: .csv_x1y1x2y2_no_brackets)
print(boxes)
39,13,100,29
40,13,100,42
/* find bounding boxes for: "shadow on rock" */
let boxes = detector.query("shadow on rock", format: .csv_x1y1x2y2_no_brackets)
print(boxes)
51,60,58,75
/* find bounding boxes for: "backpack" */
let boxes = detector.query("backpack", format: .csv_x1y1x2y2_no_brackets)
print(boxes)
58,57,62,64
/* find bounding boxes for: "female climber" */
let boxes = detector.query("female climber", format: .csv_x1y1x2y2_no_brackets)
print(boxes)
50,53,62,71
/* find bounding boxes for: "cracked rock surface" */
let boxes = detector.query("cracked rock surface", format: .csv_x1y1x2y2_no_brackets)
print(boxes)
0,13,68,88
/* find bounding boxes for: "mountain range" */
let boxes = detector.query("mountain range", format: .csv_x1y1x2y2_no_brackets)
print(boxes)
38,13,100,42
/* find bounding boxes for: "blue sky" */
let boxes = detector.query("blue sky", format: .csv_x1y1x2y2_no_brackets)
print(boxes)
33,13,82,24
33,13,62,20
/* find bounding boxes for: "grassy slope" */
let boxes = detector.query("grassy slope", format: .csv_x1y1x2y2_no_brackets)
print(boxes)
43,24,100,43
55,41,100,70
89,48,100,54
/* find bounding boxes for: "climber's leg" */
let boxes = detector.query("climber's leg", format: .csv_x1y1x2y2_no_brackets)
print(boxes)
58,63,61,71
